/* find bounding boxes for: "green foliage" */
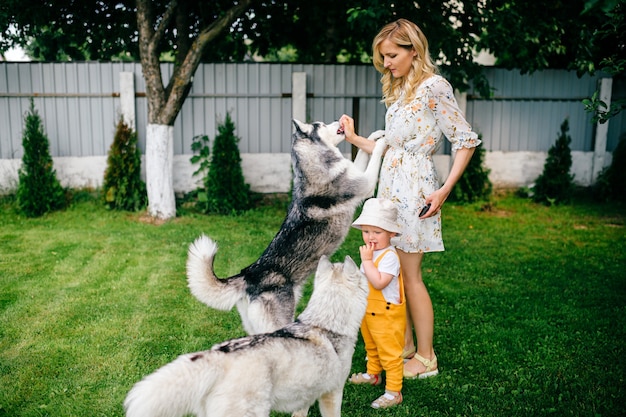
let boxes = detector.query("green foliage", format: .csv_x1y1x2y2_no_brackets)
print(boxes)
7,1,623,102
189,133,212,212
192,113,250,215
4,1,624,98
580,0,626,123
190,133,211,180
579,0,626,76
532,119,575,205
449,140,492,204
102,116,146,211
582,90,626,125
593,132,626,201
16,99,66,217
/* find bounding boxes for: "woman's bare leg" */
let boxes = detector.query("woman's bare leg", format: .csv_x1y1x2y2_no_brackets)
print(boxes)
398,250,436,374
404,303,415,354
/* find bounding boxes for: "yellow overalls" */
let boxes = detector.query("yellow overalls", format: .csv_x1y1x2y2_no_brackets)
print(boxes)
361,249,406,392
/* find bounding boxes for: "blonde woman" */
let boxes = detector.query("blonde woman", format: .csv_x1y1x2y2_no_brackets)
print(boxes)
340,18,480,379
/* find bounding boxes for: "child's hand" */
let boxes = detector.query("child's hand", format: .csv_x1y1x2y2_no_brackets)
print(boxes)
359,242,375,262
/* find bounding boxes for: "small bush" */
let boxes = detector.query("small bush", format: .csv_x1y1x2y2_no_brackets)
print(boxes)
593,132,626,202
102,117,146,211
449,139,492,203
16,99,66,217
532,118,575,205
189,133,211,213
192,113,250,215
190,133,211,182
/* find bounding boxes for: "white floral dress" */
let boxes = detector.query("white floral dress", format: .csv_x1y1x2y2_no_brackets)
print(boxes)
377,75,481,253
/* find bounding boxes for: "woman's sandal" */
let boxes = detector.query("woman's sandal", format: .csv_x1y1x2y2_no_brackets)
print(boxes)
401,346,416,359
348,372,382,386
403,353,439,379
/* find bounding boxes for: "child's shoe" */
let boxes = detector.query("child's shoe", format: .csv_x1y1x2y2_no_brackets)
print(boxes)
348,372,381,386
371,391,402,409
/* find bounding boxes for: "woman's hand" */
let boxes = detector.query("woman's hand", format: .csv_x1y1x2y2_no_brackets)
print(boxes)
421,147,475,218
339,114,378,154
421,188,450,218
339,114,356,143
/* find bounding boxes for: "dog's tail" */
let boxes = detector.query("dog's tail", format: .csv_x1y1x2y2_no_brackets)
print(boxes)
186,234,246,311
124,352,217,417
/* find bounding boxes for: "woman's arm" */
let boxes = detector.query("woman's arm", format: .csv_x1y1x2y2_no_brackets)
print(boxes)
423,147,475,217
339,114,377,154
421,78,480,217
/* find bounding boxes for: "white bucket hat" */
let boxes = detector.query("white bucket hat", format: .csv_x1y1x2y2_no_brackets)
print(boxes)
352,198,402,235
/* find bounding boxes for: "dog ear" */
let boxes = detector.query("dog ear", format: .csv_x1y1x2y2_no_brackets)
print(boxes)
343,255,358,273
316,255,332,274
292,119,312,136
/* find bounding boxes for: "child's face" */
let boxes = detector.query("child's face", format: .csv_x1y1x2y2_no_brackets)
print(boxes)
360,225,395,251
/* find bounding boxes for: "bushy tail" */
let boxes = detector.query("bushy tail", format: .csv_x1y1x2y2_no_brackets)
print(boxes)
186,234,246,311
124,352,217,417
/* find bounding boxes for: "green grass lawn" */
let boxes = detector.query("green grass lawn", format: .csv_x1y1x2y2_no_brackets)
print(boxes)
1,192,624,417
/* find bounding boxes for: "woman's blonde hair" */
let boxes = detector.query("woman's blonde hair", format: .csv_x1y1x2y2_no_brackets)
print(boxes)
372,19,438,106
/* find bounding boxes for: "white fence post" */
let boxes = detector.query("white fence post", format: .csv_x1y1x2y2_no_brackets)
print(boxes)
119,72,136,131
591,77,612,183
292,72,307,123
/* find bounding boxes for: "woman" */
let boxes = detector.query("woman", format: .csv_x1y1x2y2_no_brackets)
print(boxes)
340,18,480,379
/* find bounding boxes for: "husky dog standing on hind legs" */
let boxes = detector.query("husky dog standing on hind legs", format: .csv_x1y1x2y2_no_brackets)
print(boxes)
187,119,386,335
125,255,369,417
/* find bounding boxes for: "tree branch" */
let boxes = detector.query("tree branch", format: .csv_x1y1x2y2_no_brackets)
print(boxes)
151,0,178,53
161,0,253,124
137,0,164,122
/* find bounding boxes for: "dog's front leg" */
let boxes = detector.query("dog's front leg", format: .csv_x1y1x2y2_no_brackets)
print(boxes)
317,390,343,417
353,130,385,172
362,137,387,196
291,406,309,417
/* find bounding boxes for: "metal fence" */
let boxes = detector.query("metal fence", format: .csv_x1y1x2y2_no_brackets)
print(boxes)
1,62,624,161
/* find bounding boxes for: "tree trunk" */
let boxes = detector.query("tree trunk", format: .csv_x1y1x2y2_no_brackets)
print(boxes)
146,124,176,219
136,0,252,220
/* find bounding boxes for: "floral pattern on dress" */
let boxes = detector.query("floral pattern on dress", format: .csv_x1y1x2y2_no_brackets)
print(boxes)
377,75,481,253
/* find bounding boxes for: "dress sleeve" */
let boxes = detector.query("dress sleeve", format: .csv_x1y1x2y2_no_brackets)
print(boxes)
427,77,481,151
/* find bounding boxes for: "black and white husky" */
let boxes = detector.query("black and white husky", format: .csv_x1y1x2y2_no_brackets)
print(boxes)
186,119,385,335
125,256,369,417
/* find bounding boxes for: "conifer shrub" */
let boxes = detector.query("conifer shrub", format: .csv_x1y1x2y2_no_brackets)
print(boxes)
192,113,250,214
16,99,66,217
532,118,575,205
449,139,492,203
102,116,146,211
189,131,211,207
593,132,626,202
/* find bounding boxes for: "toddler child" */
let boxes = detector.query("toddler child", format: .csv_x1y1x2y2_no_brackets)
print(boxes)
348,197,406,409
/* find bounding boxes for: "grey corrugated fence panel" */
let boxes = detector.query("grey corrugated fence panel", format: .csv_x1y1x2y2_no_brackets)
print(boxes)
177,63,295,154
1,62,625,160
0,61,143,159
466,68,625,152
174,63,386,155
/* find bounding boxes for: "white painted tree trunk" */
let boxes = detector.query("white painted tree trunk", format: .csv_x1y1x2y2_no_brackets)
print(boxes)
146,123,176,219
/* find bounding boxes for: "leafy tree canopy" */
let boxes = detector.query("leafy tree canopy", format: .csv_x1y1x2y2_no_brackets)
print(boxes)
1,0,623,95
